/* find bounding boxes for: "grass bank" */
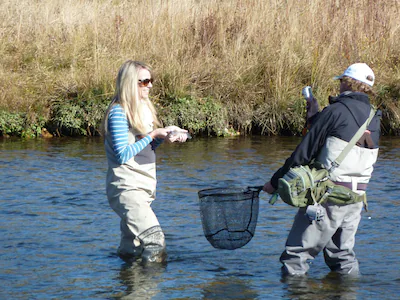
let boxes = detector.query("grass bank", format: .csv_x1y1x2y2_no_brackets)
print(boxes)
1,0,399,137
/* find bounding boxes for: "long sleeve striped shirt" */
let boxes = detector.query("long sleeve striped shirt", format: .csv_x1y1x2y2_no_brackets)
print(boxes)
108,104,153,165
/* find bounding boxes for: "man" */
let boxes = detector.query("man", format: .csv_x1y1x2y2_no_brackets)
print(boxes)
263,63,381,276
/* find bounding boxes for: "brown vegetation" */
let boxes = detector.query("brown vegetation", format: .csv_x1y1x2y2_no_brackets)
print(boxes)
1,0,399,136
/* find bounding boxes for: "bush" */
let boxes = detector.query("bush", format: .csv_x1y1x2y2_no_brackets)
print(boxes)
0,110,46,138
0,111,25,137
49,88,110,136
157,96,228,136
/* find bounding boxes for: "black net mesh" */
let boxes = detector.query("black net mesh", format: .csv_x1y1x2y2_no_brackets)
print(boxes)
198,186,261,250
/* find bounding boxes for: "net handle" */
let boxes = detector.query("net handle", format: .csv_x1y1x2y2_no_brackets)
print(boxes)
248,186,263,192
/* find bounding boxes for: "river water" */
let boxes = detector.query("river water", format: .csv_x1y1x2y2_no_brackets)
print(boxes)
0,136,399,299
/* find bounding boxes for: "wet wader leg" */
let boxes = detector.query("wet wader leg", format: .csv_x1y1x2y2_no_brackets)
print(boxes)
138,226,167,263
280,207,331,275
109,189,167,262
118,219,143,258
323,202,363,275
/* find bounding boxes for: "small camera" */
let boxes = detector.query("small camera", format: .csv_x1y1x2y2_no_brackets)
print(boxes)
305,204,324,223
302,86,313,100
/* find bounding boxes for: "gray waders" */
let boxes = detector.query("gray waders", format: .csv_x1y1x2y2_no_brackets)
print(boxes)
280,201,363,276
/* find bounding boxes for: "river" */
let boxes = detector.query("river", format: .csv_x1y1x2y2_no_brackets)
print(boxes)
0,136,399,299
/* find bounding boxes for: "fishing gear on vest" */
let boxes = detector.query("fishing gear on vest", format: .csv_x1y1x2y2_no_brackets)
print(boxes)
270,107,376,216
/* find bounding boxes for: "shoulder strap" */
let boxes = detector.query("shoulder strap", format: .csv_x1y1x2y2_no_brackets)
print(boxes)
329,106,376,173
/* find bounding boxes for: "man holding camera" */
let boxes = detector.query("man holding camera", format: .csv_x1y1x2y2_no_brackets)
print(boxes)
263,63,381,276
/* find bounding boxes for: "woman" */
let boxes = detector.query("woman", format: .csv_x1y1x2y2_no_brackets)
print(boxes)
102,60,187,263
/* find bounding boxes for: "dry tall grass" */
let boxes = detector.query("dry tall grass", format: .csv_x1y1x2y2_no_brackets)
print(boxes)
1,0,399,135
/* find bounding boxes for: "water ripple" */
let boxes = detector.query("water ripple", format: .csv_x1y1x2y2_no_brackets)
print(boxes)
0,136,399,299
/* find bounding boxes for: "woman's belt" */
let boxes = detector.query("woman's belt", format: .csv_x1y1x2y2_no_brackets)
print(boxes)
332,181,368,191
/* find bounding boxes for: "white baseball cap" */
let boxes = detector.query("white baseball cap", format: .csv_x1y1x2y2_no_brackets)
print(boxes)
334,63,375,86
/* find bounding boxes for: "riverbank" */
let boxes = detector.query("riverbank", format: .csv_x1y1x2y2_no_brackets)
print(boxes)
1,0,399,137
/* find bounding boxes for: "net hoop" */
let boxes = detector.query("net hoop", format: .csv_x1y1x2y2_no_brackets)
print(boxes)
198,186,262,250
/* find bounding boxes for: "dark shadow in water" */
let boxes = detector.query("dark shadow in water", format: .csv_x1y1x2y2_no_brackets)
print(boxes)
201,275,259,300
282,272,359,300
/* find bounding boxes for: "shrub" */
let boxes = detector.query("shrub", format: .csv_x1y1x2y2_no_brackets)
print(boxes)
49,87,110,136
157,96,228,136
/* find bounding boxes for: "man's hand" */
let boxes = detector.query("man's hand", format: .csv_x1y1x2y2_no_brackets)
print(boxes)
263,181,276,194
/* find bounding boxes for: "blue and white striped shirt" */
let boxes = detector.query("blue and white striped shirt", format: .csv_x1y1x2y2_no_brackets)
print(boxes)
108,104,152,164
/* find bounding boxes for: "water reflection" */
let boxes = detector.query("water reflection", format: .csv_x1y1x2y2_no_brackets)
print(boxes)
201,275,259,299
282,273,358,300
113,263,166,300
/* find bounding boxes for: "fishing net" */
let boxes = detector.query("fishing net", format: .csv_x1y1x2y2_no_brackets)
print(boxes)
198,186,262,250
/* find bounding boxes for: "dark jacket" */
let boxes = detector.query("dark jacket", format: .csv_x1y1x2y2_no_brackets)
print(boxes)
270,91,381,189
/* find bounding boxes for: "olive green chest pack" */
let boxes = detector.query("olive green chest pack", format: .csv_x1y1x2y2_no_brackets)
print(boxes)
271,107,376,209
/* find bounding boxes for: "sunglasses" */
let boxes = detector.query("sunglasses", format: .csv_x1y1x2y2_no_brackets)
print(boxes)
138,78,154,87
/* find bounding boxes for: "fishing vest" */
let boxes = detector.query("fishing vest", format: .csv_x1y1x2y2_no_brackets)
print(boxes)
317,136,379,192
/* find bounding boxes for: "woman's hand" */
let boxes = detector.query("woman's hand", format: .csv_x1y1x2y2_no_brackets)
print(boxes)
164,126,188,143
164,125,187,133
166,132,188,143
149,128,170,140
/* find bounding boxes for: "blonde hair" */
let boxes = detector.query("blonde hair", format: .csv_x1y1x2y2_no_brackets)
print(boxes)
102,60,161,136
